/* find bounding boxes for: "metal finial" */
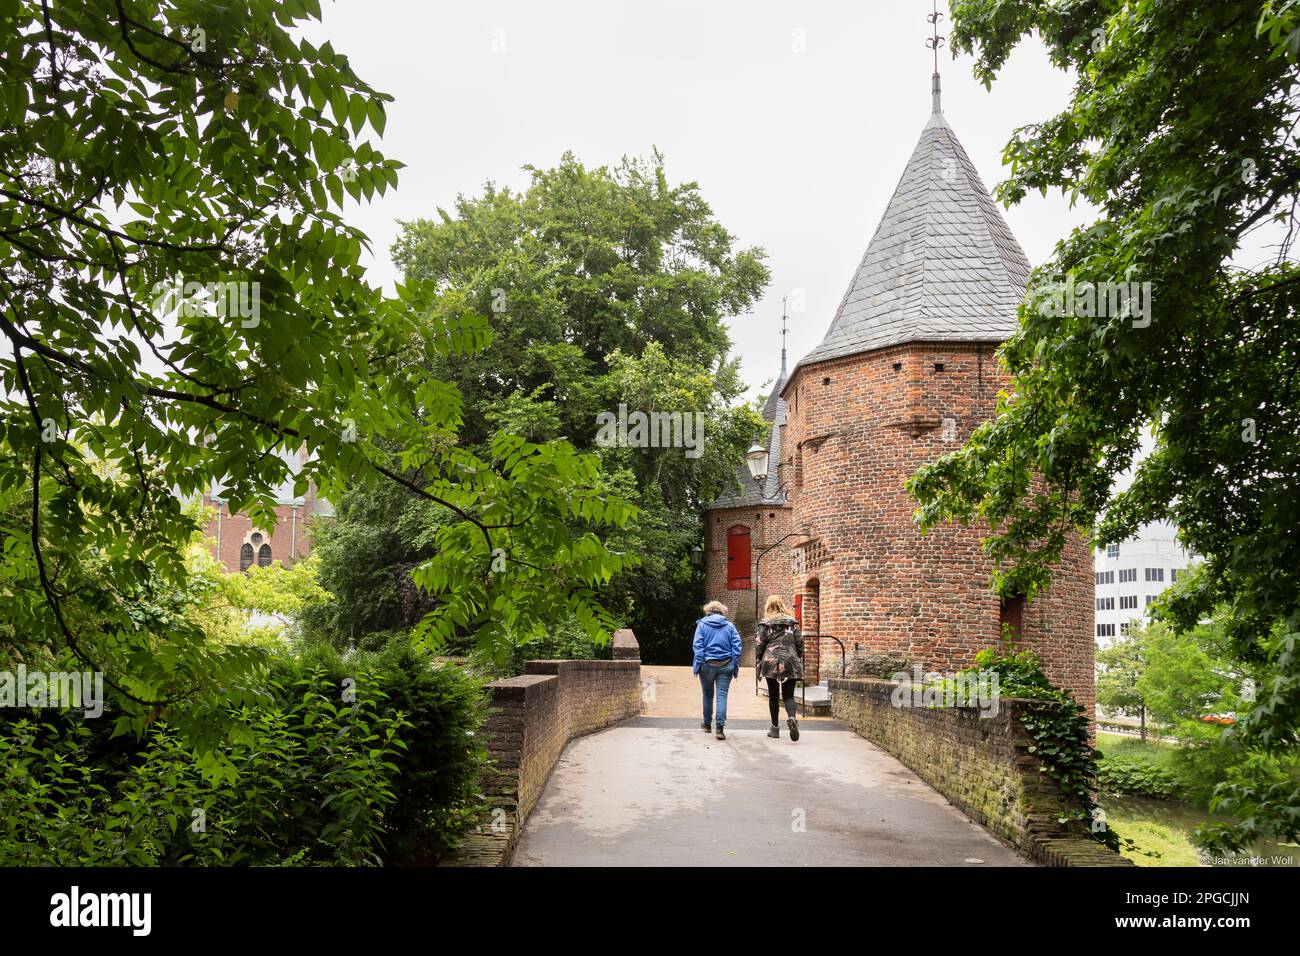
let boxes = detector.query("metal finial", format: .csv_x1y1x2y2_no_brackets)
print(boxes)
780,296,788,377
926,1,946,112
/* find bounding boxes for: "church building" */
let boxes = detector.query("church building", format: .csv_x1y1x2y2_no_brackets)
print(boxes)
200,445,335,573
704,68,1095,711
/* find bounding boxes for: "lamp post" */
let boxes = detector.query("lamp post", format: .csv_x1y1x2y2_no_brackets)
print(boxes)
743,434,795,617
745,441,768,487
753,528,809,629
745,439,785,502
745,434,804,689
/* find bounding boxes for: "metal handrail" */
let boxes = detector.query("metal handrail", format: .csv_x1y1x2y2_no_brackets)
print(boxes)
754,630,834,716
826,635,847,679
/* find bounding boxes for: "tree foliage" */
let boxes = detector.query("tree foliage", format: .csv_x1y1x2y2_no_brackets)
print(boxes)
0,0,631,745
910,0,1300,848
349,151,769,661
1096,631,1149,739
1109,574,1300,850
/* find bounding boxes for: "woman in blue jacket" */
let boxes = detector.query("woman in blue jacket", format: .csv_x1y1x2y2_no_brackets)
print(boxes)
692,601,743,740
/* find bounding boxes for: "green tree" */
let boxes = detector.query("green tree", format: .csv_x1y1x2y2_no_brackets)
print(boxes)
1096,630,1150,740
1138,619,1245,737
909,0,1300,850
390,150,768,452
363,151,769,660
0,0,631,750
1138,582,1299,835
300,478,449,643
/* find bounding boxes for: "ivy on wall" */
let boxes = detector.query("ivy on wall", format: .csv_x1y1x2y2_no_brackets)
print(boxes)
953,646,1120,851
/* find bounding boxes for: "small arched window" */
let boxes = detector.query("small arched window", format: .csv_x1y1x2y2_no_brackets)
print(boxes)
726,525,751,590
239,543,254,572
257,543,273,567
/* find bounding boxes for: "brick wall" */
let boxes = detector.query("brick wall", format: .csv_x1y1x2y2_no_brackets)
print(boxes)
612,628,640,660
200,495,321,572
781,343,1095,709
702,503,794,665
442,636,642,866
830,677,1130,866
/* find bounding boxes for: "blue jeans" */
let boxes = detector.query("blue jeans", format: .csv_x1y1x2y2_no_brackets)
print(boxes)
699,661,735,728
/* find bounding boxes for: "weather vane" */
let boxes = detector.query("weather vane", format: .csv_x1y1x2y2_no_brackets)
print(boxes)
926,0,946,73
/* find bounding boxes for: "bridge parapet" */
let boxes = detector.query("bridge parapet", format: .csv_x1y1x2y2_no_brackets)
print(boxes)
612,628,640,660
442,639,641,866
830,677,1132,867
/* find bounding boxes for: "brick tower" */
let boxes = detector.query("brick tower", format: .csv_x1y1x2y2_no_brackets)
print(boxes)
721,71,1095,710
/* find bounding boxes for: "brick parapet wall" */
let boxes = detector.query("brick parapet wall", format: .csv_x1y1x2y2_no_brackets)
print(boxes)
612,628,641,660
830,677,1131,867
442,635,642,866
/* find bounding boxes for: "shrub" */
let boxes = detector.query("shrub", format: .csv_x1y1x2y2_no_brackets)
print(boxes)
478,614,613,678
1097,754,1179,799
0,642,486,866
277,638,488,863
0,662,409,866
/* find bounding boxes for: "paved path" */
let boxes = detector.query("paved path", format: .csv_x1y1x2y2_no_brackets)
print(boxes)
640,665,831,722
513,713,1028,867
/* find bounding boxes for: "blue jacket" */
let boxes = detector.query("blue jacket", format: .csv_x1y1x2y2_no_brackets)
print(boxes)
692,614,743,675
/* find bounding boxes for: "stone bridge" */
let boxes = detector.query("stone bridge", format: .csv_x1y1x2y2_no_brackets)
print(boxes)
444,630,1127,867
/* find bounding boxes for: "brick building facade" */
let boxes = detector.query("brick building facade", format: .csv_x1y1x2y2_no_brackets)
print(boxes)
703,370,796,667
704,79,1095,711
200,446,334,573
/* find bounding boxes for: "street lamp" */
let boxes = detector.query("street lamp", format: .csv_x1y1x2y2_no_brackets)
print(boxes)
688,545,703,568
746,438,787,502
745,442,768,484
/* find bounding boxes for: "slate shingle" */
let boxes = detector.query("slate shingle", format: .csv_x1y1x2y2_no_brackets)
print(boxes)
712,373,787,509
789,109,1030,378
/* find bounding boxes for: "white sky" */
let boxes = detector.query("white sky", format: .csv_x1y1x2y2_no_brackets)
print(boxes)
300,0,1098,401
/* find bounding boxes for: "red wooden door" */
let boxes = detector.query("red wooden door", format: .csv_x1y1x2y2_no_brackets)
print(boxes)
726,526,751,589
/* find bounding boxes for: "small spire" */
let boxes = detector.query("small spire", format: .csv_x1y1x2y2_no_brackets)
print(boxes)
926,1,946,114
780,296,788,377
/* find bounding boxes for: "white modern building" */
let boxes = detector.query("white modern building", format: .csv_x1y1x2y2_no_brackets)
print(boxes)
1093,519,1194,646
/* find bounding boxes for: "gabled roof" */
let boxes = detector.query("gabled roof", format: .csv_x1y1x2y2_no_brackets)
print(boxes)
787,107,1030,382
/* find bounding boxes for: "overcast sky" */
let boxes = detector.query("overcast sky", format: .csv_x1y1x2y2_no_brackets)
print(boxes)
300,0,1098,401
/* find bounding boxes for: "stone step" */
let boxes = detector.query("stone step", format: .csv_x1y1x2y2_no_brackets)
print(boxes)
757,679,833,716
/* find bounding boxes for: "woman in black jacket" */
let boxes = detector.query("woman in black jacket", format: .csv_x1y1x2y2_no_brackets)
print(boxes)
755,595,804,741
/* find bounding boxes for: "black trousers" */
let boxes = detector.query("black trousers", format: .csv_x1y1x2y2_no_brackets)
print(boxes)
766,677,797,724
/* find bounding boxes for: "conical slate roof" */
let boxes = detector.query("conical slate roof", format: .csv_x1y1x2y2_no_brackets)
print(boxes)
789,105,1030,378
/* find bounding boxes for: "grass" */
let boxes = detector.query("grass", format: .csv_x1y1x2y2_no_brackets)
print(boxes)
1097,732,1201,865
1096,732,1299,867
1097,730,1179,771
1100,796,1206,866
